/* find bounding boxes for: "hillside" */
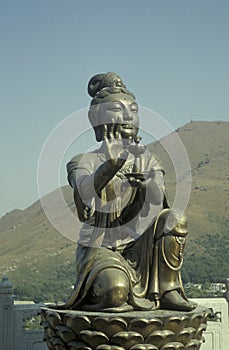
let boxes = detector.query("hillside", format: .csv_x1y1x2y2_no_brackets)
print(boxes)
0,121,228,302
148,121,229,284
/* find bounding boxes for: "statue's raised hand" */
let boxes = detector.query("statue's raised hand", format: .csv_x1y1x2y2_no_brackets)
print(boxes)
102,118,129,167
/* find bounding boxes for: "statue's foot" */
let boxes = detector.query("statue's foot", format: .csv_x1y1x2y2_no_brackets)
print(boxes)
82,302,133,312
160,290,197,311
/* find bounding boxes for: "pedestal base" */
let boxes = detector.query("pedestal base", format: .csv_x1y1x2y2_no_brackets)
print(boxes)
40,306,211,350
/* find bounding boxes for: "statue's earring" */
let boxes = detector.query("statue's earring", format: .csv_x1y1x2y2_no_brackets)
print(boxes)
94,126,103,142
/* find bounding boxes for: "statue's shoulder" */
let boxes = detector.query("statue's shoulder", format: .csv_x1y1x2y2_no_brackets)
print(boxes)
145,150,164,172
67,151,100,174
68,153,85,165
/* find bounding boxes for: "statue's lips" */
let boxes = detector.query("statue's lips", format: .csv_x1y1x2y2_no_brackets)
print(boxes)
121,124,135,129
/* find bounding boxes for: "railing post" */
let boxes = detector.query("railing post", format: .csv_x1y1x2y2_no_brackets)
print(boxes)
224,278,229,304
0,276,14,350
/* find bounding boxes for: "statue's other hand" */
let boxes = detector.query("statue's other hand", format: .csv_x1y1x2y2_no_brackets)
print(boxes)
127,177,146,189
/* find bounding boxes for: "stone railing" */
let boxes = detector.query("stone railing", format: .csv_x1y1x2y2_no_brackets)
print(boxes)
0,276,47,350
0,276,228,350
192,298,229,350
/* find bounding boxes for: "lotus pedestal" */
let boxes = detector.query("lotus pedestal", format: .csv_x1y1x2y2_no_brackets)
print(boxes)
40,306,210,350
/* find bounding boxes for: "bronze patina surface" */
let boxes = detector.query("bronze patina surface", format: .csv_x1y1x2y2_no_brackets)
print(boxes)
40,305,211,350
58,72,196,313
41,72,211,350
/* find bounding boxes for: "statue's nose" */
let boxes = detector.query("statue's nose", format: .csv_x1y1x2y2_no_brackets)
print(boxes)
123,110,133,121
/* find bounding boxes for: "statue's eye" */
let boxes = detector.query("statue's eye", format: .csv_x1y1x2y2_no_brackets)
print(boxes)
130,104,138,113
110,105,122,112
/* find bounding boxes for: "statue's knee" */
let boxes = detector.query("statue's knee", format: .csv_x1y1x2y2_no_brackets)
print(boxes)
154,209,188,242
91,268,129,307
162,235,186,269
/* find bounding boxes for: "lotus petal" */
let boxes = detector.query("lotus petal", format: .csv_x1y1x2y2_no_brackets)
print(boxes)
130,344,158,350
176,328,196,345
146,330,175,348
68,340,92,350
195,324,207,340
55,325,76,343
96,345,125,350
111,331,144,349
46,310,62,328
129,318,163,338
93,317,127,338
80,330,109,348
164,316,189,334
161,341,185,350
48,336,65,350
64,314,91,334
185,339,201,350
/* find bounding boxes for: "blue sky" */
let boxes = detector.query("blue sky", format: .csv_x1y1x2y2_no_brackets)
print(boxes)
0,0,229,216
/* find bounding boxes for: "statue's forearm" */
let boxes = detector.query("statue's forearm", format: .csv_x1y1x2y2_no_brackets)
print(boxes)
93,158,126,194
69,158,126,201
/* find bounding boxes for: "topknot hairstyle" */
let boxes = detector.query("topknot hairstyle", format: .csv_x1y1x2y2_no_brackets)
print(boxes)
88,72,126,97
87,72,135,105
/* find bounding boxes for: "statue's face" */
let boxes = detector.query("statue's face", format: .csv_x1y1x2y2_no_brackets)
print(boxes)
99,95,139,140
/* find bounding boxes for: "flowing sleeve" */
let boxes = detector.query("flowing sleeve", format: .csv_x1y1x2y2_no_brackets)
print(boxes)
67,153,96,222
67,153,92,186
146,153,170,208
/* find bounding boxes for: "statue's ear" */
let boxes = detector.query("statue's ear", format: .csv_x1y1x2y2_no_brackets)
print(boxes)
88,110,103,142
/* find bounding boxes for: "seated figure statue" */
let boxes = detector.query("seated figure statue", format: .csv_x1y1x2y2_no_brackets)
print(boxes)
61,72,196,312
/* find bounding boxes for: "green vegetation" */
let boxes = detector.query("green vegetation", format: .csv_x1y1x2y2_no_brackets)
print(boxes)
182,218,229,285
13,263,76,303
24,316,43,331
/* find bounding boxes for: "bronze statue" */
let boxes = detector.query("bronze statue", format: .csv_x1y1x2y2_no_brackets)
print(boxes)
60,72,196,313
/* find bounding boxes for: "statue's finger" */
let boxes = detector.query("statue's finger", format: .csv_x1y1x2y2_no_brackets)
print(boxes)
109,118,115,140
103,124,108,140
115,118,121,139
137,179,146,189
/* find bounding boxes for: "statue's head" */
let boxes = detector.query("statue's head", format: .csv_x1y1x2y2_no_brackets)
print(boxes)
88,72,139,142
